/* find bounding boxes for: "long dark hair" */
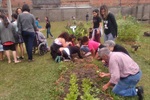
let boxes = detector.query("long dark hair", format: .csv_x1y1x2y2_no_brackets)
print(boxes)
0,14,9,28
58,32,70,41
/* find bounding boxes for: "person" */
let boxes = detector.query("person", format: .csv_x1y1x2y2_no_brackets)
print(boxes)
62,46,83,60
98,47,143,100
0,14,20,63
35,17,42,29
17,4,38,61
50,32,72,60
0,40,4,60
16,8,22,15
92,9,102,43
36,31,49,50
100,5,118,42
12,13,24,60
86,12,89,23
77,37,91,56
81,36,102,58
45,16,53,38
103,40,130,56
68,34,76,46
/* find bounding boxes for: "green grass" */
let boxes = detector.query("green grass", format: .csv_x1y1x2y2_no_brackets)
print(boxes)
0,21,150,100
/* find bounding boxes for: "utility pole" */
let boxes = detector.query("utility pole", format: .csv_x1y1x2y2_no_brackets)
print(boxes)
7,0,12,21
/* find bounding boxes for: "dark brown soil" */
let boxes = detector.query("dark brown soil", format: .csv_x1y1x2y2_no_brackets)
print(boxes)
56,56,113,100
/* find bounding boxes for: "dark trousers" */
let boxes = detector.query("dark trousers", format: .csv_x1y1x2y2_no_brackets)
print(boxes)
22,31,35,60
47,28,53,38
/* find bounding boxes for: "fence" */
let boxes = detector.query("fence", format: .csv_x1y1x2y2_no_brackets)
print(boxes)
30,4,150,23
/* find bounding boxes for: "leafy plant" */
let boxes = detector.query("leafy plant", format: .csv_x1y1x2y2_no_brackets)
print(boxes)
81,79,99,100
64,74,79,100
117,15,141,42
65,21,88,39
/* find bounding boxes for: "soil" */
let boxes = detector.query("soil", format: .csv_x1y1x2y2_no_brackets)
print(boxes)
56,56,113,100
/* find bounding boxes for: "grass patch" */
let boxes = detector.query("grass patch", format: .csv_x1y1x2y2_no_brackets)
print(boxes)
0,21,150,100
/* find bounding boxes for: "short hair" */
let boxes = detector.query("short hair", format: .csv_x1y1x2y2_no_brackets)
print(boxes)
11,13,17,19
98,47,110,58
103,40,116,48
22,4,30,12
81,36,89,45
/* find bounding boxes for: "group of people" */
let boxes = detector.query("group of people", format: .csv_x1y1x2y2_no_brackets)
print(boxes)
50,5,143,100
0,3,143,100
0,4,53,63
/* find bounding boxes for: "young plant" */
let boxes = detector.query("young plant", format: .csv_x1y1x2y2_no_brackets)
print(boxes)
64,74,79,100
81,79,99,100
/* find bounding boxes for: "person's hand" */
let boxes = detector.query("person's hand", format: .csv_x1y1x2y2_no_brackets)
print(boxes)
99,72,107,78
102,83,109,91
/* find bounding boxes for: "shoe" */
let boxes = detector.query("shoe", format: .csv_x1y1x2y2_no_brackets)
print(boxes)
28,59,34,62
136,86,144,100
19,56,24,60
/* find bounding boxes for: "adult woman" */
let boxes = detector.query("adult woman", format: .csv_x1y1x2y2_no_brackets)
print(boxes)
17,4,37,61
15,8,25,59
100,5,118,42
92,9,102,43
0,14,20,63
50,32,72,60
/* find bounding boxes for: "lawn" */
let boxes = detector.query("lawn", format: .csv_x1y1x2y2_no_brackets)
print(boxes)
0,21,149,100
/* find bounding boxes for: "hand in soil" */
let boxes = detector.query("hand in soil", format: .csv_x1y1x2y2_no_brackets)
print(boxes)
102,83,109,91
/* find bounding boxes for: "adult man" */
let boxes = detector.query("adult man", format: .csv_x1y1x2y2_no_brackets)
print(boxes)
98,47,143,100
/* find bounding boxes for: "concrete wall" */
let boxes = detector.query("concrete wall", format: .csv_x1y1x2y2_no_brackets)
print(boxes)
31,4,150,24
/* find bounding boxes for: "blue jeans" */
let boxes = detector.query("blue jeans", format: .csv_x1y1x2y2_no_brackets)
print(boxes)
80,45,90,53
47,28,53,38
104,33,115,42
112,70,142,96
22,31,35,60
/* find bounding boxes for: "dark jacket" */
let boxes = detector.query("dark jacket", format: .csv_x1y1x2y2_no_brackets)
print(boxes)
103,13,118,37
45,21,51,29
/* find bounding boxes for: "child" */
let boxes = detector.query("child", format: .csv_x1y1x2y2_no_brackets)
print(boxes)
35,17,42,29
45,16,54,38
69,34,76,46
81,36,102,58
0,40,4,60
77,37,90,56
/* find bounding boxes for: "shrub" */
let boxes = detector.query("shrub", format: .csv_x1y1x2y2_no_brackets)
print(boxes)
117,15,141,42
65,21,88,39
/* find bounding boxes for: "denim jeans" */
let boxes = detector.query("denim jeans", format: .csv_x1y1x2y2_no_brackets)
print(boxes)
80,45,90,53
104,33,115,42
47,28,53,38
112,70,142,96
22,31,35,60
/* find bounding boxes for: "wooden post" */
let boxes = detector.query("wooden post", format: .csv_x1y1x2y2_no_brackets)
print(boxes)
7,0,12,21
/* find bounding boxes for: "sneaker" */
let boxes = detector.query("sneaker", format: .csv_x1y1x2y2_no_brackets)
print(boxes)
19,56,24,60
136,86,144,100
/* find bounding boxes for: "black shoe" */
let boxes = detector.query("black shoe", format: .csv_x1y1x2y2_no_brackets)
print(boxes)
136,86,144,100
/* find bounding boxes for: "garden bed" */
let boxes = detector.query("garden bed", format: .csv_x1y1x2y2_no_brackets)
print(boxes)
56,56,113,100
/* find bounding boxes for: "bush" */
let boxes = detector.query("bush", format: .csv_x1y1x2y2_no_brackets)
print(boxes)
65,21,88,39
117,15,141,42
